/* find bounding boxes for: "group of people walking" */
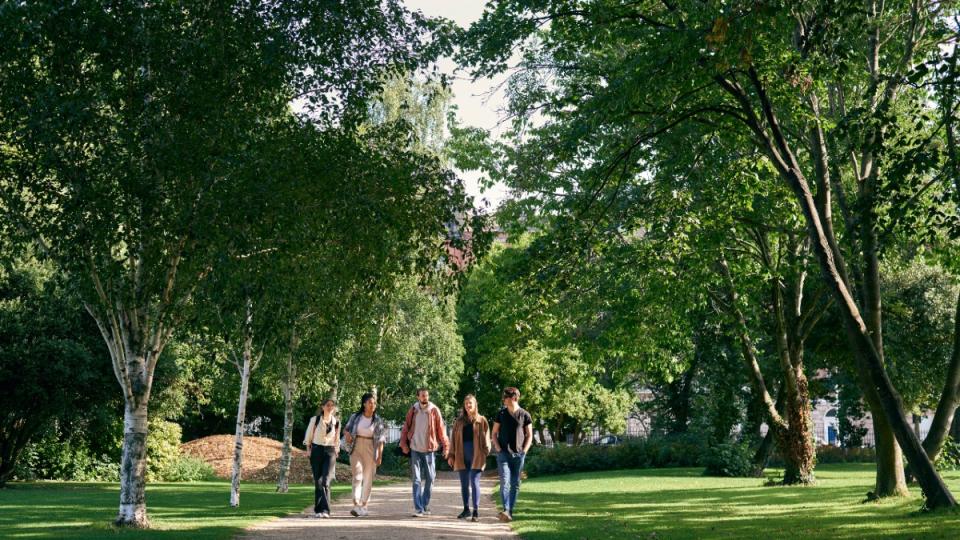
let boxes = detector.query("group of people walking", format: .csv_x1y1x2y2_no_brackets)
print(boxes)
302,386,533,524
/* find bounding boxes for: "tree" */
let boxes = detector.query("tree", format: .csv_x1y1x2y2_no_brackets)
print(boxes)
0,0,440,525
458,238,635,442
0,254,112,485
459,0,960,508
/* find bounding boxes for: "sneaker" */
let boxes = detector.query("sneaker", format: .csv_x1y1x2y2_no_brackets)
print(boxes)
412,510,425,518
321,512,330,519
350,507,360,517
471,510,479,522
359,507,369,517
498,511,513,522
424,508,432,516
457,509,471,520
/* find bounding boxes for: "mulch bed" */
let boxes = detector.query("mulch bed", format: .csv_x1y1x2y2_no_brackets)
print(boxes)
181,435,353,484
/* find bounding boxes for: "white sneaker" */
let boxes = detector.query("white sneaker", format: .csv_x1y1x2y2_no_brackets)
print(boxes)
313,512,322,518
412,510,425,518
321,512,330,519
359,507,369,517
350,506,360,517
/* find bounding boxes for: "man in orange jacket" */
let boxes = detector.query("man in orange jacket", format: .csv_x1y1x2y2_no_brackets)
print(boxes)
399,388,449,517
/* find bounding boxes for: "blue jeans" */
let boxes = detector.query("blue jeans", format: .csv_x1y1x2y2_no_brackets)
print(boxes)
458,441,482,511
497,450,526,515
410,449,436,512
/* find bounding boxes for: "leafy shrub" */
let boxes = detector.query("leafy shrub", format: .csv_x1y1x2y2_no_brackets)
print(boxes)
703,442,756,477
935,437,960,471
147,420,182,481
158,455,216,482
16,432,119,482
814,445,875,464
525,433,708,477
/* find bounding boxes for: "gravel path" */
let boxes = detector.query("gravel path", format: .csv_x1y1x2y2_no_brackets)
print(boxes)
237,471,517,539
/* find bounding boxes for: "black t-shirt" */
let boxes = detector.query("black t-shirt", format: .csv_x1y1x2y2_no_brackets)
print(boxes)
463,421,474,443
495,407,532,453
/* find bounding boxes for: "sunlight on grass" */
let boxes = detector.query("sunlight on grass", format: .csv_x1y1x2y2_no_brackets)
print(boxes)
509,464,960,539
0,481,349,539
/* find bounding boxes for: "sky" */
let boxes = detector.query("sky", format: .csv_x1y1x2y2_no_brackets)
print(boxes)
403,0,511,210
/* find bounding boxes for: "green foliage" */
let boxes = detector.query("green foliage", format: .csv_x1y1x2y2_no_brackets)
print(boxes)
15,429,119,483
328,276,465,422
524,434,706,477
812,446,877,465
458,239,635,439
0,254,115,484
936,438,960,472
703,442,757,478
146,421,183,482
157,456,217,483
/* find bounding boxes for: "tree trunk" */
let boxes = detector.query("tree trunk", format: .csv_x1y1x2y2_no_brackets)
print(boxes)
752,428,776,476
922,290,960,462
854,367,910,498
230,333,254,508
871,412,909,499
85,302,166,528
276,330,299,494
536,425,548,446
719,67,957,508
117,398,150,527
779,366,816,485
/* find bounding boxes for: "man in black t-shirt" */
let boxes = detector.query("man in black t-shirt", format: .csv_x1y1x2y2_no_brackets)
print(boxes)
491,386,533,522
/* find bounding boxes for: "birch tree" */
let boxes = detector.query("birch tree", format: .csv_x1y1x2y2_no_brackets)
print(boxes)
0,0,441,526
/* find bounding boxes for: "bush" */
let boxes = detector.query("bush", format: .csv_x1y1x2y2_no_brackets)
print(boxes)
16,432,119,482
147,420,182,481
524,433,708,477
935,437,960,471
703,442,756,477
158,455,216,482
814,445,875,464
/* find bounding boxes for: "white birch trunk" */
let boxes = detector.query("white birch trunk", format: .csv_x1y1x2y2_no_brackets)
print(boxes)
230,332,254,507
85,298,166,528
117,398,150,527
276,329,299,493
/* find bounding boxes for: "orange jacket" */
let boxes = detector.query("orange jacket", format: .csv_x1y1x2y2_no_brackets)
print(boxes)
399,402,449,454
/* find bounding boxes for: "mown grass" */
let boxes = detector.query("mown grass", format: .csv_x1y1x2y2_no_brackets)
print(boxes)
0,480,349,539
508,463,960,539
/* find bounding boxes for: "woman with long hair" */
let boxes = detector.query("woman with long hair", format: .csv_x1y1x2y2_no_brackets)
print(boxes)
343,392,386,517
446,394,491,522
303,398,340,518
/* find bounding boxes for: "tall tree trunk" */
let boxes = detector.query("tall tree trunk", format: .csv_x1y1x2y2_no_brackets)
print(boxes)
872,413,909,498
85,301,167,528
922,291,960,462
118,398,150,526
230,332,254,508
718,255,814,483
717,70,956,508
779,365,816,485
276,329,300,494
752,428,776,476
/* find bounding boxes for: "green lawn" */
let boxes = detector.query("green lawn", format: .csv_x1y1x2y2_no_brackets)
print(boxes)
508,464,960,539
0,481,349,539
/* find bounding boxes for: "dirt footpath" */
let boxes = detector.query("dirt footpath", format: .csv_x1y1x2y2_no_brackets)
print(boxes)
237,471,517,539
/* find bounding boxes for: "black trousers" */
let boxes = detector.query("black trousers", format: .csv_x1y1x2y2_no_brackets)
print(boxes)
310,444,337,513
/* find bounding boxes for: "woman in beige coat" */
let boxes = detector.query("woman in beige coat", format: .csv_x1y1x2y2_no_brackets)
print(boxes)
446,394,491,522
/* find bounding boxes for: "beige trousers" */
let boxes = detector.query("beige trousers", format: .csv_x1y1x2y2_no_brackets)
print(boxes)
350,437,377,506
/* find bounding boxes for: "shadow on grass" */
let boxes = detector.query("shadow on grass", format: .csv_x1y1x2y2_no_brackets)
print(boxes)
0,481,346,540
512,464,960,540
